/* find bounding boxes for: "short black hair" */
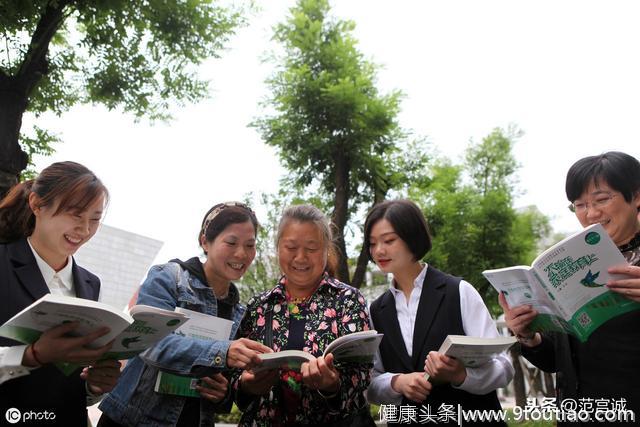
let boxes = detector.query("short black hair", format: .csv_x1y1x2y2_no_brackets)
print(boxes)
566,151,640,203
363,199,432,262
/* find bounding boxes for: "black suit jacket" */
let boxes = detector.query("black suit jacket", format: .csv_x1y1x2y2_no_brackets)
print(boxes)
370,266,504,426
0,238,100,426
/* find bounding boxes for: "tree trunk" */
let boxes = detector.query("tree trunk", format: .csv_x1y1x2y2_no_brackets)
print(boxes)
331,151,350,283
351,191,385,288
350,245,369,289
0,0,70,197
510,348,527,408
0,75,29,198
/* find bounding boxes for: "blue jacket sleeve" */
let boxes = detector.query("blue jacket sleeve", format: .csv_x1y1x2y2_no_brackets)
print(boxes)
135,263,231,375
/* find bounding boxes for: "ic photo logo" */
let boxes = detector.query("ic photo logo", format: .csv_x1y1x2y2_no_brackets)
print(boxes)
5,408,20,424
4,408,56,424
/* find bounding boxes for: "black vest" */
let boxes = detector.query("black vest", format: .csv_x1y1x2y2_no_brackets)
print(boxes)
370,267,505,426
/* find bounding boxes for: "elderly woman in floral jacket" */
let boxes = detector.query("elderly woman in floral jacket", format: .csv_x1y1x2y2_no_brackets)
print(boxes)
232,204,375,427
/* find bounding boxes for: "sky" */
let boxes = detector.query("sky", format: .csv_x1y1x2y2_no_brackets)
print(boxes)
29,0,640,266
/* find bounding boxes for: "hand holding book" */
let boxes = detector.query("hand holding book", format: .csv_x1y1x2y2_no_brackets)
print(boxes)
497,292,542,347
422,335,517,380
196,373,229,403
424,351,467,385
300,353,340,396
81,358,122,394
484,224,639,342
23,321,113,367
606,264,640,303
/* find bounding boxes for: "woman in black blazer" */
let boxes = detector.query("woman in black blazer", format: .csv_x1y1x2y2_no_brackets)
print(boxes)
0,161,121,426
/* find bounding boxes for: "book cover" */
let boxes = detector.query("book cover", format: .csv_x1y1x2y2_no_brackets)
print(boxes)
483,223,640,341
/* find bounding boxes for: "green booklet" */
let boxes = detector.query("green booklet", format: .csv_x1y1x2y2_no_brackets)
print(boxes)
154,307,234,398
484,223,640,342
0,294,189,374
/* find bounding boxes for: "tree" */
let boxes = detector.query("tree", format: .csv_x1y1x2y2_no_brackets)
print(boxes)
410,127,550,314
0,0,247,195
253,0,404,285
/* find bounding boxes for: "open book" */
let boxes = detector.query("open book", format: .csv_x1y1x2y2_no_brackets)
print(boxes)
154,307,234,397
483,223,640,342
424,335,516,380
0,294,189,372
254,330,383,373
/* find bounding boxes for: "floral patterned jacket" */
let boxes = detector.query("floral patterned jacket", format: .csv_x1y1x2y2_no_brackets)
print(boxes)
232,273,372,426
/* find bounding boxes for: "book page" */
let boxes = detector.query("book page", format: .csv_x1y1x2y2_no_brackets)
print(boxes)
439,336,516,368
174,307,234,341
255,350,314,372
323,332,383,364
0,294,132,348
482,266,556,315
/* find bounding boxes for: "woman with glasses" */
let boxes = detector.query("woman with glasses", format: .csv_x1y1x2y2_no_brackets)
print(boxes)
99,202,271,427
499,151,640,424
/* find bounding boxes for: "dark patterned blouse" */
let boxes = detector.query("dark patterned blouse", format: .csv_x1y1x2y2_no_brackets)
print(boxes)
232,273,372,426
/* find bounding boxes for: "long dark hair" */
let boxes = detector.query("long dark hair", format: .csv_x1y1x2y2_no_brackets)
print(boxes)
0,161,108,242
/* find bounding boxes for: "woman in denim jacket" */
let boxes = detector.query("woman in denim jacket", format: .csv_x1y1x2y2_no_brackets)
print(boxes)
99,202,271,427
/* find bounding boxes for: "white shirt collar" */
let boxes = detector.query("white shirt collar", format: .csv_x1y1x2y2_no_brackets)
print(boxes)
27,238,74,293
389,263,429,295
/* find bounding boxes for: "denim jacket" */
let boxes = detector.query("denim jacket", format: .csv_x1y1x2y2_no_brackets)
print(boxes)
99,261,245,427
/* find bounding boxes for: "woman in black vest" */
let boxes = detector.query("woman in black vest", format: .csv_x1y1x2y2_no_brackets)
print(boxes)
364,199,513,426
0,161,120,426
500,151,640,425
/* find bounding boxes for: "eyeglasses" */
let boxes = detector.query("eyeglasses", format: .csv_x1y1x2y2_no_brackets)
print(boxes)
200,201,254,236
568,193,617,213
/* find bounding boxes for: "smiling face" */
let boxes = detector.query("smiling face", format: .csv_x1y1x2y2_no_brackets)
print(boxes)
201,221,257,287
29,192,106,270
574,179,640,246
368,218,416,275
277,221,327,296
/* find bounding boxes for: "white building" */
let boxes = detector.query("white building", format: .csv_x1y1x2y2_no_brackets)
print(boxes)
74,224,163,310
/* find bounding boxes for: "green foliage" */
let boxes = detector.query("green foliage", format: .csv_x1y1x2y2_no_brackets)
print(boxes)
411,127,550,315
1,0,247,120
257,0,403,198
18,126,58,181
